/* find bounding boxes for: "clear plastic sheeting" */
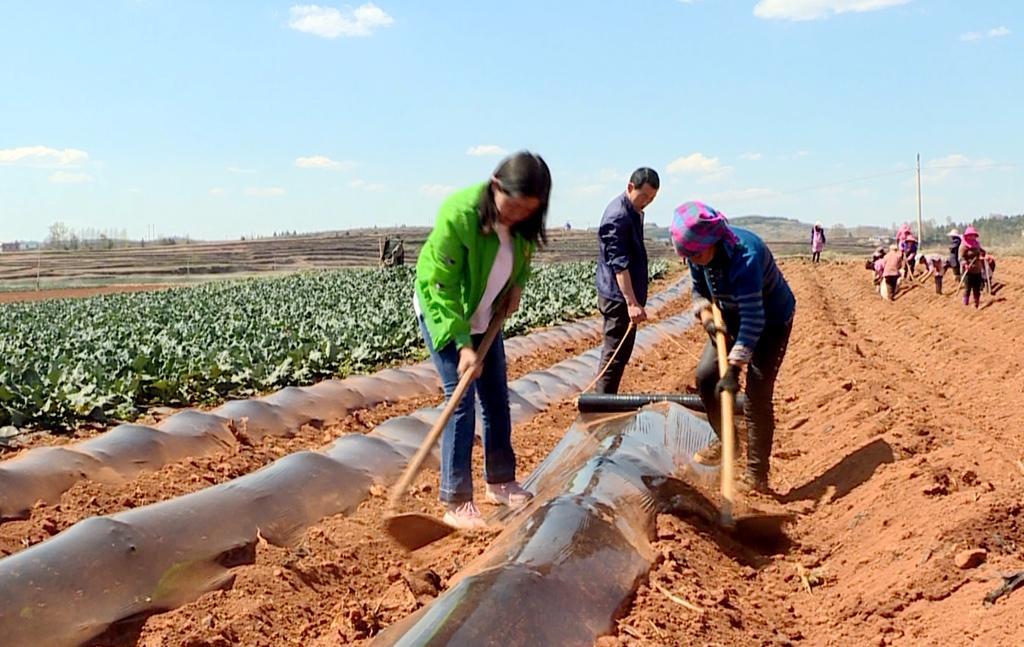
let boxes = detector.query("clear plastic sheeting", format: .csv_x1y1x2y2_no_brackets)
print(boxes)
373,403,717,647
0,277,686,522
0,313,693,647
0,451,371,647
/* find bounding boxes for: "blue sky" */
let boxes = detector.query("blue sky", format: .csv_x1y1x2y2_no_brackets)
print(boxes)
2,0,1021,242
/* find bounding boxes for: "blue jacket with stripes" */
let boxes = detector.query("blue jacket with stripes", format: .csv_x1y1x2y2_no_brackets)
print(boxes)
689,227,796,363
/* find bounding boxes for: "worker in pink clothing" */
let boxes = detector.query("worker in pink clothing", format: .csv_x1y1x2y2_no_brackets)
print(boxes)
881,244,904,301
865,246,885,288
810,222,826,263
900,233,919,279
959,226,987,308
896,223,912,247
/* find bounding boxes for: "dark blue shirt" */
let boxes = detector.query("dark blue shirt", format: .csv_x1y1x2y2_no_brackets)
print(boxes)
689,227,796,363
597,193,648,305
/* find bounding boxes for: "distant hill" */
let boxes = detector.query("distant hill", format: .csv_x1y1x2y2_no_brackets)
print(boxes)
644,214,891,244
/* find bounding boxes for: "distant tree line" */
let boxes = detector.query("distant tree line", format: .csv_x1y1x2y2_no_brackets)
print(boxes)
950,213,1024,245
45,222,134,250
884,214,1024,246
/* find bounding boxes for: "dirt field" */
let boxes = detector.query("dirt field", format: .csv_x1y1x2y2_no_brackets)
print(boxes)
0,229,683,293
0,225,864,296
0,283,178,304
6,259,1023,646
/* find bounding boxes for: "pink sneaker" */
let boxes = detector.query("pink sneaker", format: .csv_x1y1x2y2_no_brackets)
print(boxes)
443,501,486,530
485,481,533,508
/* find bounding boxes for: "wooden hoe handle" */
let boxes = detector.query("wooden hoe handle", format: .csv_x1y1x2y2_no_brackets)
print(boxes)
711,302,736,526
387,303,508,510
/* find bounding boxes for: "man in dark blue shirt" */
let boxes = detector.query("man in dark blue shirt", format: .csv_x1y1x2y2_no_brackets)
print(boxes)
594,167,659,393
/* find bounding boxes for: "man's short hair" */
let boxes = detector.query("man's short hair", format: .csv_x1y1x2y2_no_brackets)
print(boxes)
629,167,660,190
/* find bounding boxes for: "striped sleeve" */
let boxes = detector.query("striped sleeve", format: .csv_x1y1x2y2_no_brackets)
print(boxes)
727,250,766,364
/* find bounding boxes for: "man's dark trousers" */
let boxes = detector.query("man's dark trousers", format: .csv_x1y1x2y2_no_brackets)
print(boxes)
594,296,637,394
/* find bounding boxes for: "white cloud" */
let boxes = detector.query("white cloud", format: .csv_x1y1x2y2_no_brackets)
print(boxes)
961,26,1011,42
227,166,258,174
920,153,995,184
420,184,456,198
0,146,89,167
209,187,225,196
571,183,608,196
739,152,763,161
666,153,732,183
288,3,394,38
48,170,93,184
244,187,286,197
466,144,508,157
753,0,911,21
294,155,355,170
705,187,782,204
349,178,385,191
778,150,811,160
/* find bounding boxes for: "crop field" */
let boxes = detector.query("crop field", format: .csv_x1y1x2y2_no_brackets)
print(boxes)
0,261,666,429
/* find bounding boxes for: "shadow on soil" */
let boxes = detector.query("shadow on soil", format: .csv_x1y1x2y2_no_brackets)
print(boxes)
779,438,895,505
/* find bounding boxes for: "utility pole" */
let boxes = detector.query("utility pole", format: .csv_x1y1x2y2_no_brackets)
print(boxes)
916,153,924,243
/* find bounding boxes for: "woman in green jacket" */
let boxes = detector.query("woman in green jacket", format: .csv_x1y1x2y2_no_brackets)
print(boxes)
415,151,551,529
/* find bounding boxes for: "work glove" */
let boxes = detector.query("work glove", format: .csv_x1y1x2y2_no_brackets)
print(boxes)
715,364,742,397
702,318,722,337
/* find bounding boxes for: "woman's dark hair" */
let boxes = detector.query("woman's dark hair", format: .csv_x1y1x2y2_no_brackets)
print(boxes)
479,151,551,247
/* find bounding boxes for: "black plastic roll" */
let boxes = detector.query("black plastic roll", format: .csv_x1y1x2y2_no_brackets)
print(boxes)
577,393,748,413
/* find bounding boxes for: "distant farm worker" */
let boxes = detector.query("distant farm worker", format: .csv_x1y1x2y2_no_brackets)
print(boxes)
959,226,987,308
865,246,885,283
594,167,660,394
874,255,887,295
948,229,963,280
810,222,826,263
670,201,796,494
414,151,551,529
896,223,912,246
901,233,919,279
920,253,947,295
881,244,904,301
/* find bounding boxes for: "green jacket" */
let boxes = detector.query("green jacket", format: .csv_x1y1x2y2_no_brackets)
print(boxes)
416,182,535,350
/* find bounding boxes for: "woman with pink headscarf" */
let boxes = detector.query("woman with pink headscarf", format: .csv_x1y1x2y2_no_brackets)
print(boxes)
670,201,796,494
810,222,826,263
959,226,987,308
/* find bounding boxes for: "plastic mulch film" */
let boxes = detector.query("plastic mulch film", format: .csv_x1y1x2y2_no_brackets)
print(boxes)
0,313,692,647
373,403,717,647
0,278,687,522
0,451,372,647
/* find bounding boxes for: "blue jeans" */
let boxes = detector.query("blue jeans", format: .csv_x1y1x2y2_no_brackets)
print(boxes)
418,316,516,504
